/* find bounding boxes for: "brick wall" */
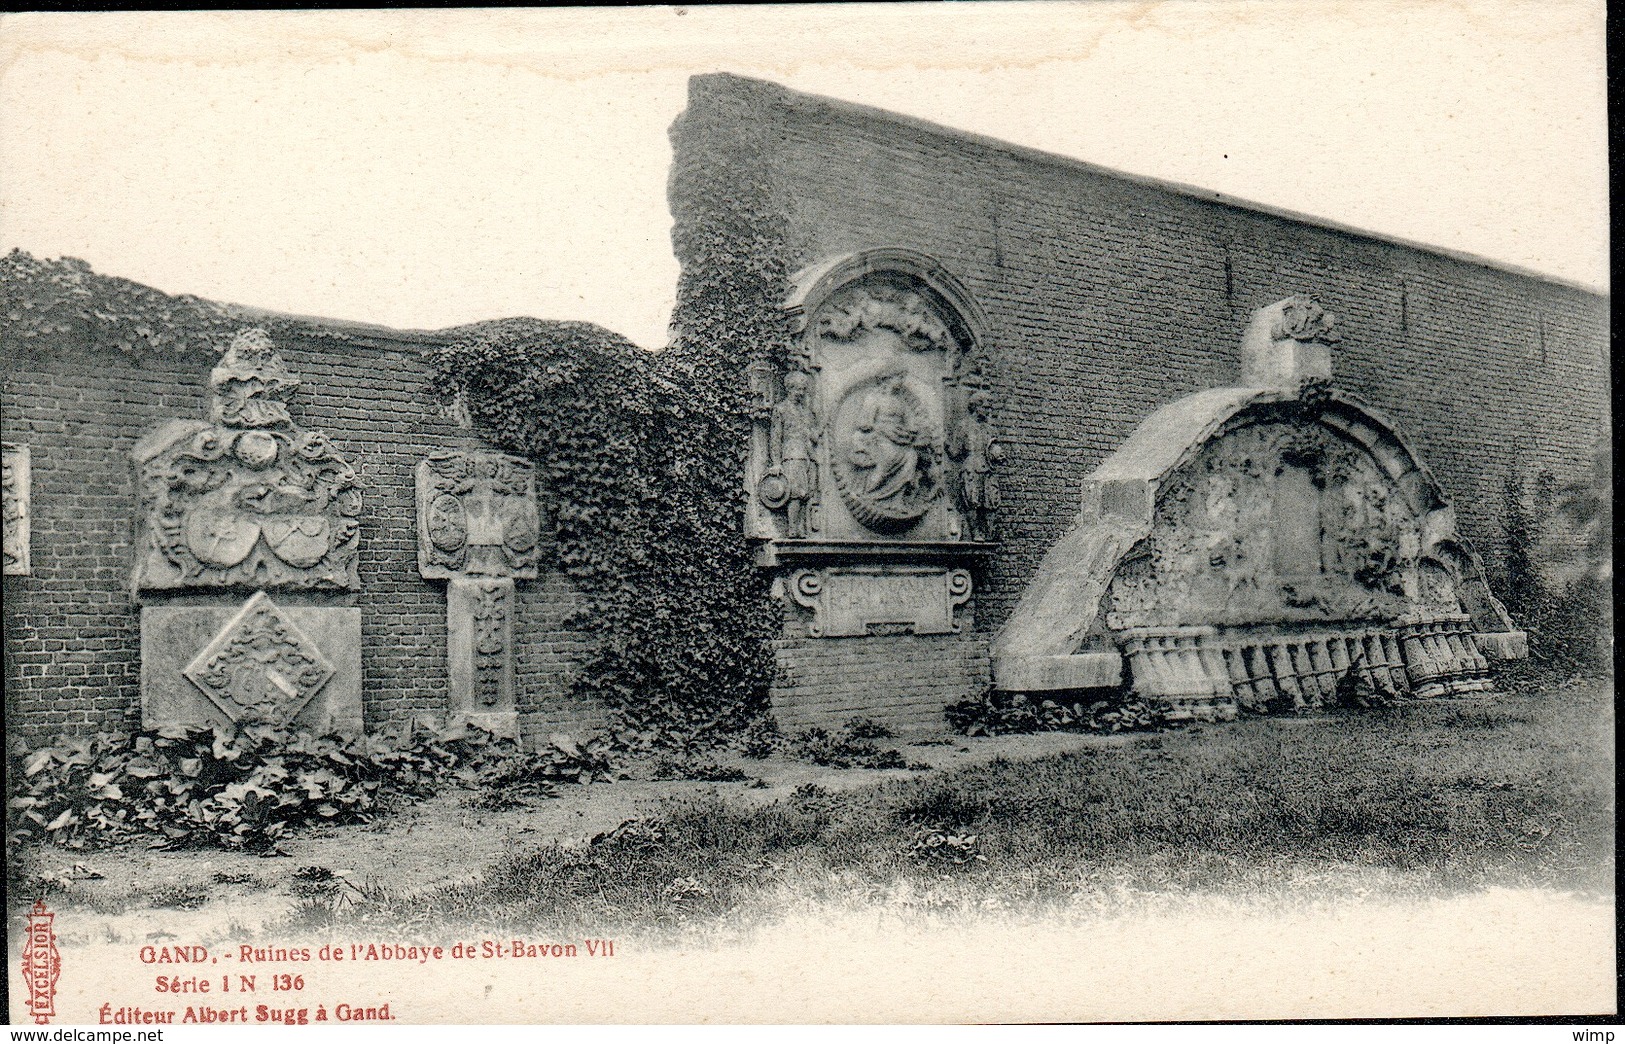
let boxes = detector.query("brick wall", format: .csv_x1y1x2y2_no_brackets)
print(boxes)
673,73,1610,723
682,74,1611,624
1,322,599,739
771,601,989,736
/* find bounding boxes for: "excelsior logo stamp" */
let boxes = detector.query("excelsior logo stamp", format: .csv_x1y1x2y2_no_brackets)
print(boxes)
22,898,61,1024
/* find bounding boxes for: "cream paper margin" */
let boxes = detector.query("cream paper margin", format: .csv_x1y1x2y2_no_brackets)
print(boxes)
1,1,1614,1025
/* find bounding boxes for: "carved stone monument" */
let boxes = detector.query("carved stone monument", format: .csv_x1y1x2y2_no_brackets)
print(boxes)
752,249,1000,731
132,329,361,593
134,329,363,734
994,296,1523,720
142,591,361,734
786,565,973,638
3,442,29,576
416,449,540,738
749,256,1000,551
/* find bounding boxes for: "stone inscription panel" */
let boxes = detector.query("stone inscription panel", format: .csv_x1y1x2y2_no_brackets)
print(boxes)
789,565,972,638
142,599,362,735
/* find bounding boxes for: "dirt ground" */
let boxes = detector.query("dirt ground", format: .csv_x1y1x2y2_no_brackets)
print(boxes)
20,730,1122,943
10,716,1615,1021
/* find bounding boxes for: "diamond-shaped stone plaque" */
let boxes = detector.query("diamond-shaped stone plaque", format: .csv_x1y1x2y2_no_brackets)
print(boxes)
183,592,335,726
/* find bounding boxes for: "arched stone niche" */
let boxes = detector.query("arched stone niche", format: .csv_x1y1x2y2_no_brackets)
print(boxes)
748,248,999,555
993,297,1523,721
752,249,1000,732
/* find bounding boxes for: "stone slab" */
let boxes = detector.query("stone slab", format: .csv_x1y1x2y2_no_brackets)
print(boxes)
787,565,972,638
1473,630,1529,661
141,601,362,735
992,652,1124,692
446,577,518,739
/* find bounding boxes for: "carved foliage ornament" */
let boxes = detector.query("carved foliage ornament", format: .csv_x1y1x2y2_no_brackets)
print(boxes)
183,592,335,726
3,442,29,576
1271,297,1341,345
134,330,361,593
416,450,540,580
471,579,509,708
1105,419,1425,630
815,281,956,354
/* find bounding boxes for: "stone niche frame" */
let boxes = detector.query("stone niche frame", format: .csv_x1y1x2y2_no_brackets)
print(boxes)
749,247,1002,559
993,297,1525,721
751,248,1001,732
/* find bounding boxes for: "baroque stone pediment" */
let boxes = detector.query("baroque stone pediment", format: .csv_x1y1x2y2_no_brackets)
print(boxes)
994,296,1521,710
132,330,361,593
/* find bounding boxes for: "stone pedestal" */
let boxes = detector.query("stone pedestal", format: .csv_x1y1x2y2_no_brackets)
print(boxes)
446,577,519,739
141,595,362,735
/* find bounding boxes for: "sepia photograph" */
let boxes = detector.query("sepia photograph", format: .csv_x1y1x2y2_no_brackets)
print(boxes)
1,2,1612,1026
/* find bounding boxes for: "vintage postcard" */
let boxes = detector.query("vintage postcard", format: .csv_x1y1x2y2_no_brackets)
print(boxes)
1,3,1612,1027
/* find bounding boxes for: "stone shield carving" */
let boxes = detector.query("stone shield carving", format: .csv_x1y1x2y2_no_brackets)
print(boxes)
132,330,361,593
3,442,29,576
182,592,336,726
415,450,540,580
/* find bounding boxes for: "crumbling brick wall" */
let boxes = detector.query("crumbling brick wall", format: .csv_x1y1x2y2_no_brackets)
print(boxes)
1,321,600,738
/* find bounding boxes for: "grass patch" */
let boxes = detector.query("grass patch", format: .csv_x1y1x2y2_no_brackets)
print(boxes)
293,680,1613,937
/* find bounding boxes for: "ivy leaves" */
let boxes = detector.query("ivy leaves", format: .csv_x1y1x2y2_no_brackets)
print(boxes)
7,722,613,854
428,118,794,750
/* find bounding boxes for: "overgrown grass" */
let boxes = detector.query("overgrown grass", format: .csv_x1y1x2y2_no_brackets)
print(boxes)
293,680,1614,937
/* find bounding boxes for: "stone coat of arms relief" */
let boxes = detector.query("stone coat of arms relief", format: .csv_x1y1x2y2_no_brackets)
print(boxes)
415,448,542,739
132,328,361,593
134,328,364,735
